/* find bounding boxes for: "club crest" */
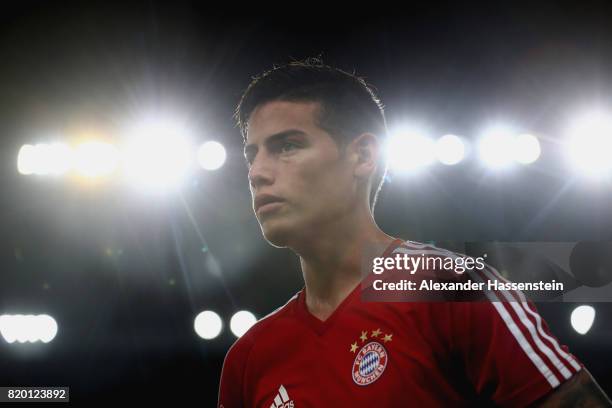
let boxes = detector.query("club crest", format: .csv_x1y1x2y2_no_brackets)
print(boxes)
352,341,388,385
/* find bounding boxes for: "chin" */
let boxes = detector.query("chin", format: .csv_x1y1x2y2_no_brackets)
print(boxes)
259,219,295,248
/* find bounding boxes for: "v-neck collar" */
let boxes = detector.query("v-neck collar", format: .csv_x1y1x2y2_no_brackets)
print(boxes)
295,238,404,336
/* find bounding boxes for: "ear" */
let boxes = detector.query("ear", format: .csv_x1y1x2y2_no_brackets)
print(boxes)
351,133,379,179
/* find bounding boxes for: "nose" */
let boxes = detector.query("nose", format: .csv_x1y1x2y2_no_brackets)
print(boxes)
248,153,275,190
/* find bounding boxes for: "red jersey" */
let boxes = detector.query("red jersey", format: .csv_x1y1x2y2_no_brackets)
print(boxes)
218,239,582,407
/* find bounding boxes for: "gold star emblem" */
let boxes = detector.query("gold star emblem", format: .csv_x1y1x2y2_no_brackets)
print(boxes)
350,342,358,353
383,333,393,343
371,328,382,337
360,330,368,342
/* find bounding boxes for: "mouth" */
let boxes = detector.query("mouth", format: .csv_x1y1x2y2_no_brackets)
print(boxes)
256,201,284,216
254,194,285,215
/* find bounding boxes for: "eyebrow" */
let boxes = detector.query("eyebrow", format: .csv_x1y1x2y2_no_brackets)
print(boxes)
243,129,307,159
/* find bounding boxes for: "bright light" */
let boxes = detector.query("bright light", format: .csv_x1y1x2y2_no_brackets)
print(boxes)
32,144,54,175
122,117,194,191
46,143,74,175
37,314,58,343
17,145,37,175
194,310,223,340
570,305,595,335
566,112,612,178
229,310,256,338
197,141,226,171
17,143,74,176
74,141,118,178
0,314,58,343
385,126,435,172
479,127,516,168
0,315,18,343
436,134,465,165
513,133,541,164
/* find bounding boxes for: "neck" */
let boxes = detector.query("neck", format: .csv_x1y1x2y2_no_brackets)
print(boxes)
291,205,396,321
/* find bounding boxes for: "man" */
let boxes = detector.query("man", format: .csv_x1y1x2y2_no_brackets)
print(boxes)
218,60,611,407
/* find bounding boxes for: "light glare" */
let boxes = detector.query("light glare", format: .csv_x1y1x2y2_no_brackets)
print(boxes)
74,141,118,177
566,112,612,178
479,127,516,168
17,143,74,176
436,134,465,165
197,141,226,171
513,134,541,164
122,117,194,190
17,145,36,175
570,305,595,335
386,127,435,172
194,310,223,340
0,314,58,343
229,310,256,338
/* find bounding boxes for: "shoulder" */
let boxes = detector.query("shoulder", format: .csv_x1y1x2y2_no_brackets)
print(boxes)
249,290,300,335
224,292,300,363
393,239,464,257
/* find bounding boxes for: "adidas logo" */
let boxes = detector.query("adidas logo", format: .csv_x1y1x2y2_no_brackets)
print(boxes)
269,385,294,408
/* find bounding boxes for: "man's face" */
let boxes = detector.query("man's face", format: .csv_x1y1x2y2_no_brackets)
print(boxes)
244,101,358,247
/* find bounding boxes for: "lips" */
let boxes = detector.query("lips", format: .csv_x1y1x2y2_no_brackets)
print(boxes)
254,194,285,213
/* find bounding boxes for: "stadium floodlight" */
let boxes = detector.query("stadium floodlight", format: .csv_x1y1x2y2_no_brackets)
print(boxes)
0,314,58,343
0,315,19,343
570,305,595,335
73,141,119,178
512,133,541,165
385,126,435,172
121,116,194,191
478,126,516,169
565,111,612,178
197,141,226,171
194,310,223,340
30,144,54,175
37,314,58,343
17,144,37,175
17,143,74,176
45,143,73,175
435,134,465,165
229,310,257,338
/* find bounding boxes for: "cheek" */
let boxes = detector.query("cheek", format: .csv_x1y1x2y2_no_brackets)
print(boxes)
293,158,354,211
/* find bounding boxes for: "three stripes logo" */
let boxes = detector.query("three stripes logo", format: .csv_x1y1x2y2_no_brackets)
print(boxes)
269,385,294,408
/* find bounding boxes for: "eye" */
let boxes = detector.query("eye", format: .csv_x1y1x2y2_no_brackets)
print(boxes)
281,141,299,153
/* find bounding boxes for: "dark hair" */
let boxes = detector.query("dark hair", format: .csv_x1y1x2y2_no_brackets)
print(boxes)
235,58,388,212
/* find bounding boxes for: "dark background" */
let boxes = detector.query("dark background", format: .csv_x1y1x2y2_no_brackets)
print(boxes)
1,2,611,405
